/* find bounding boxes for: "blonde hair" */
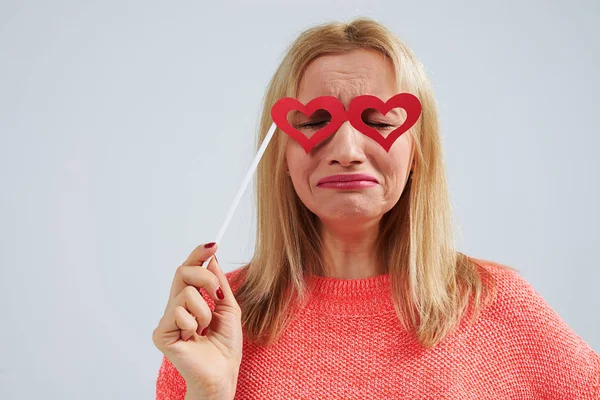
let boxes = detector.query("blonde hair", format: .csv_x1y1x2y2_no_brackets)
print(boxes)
229,17,517,349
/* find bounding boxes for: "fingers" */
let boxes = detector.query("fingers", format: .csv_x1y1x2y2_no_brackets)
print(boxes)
204,253,239,311
173,306,197,341
169,262,222,304
169,242,240,312
182,242,218,267
155,242,243,351
165,285,213,341
169,242,219,300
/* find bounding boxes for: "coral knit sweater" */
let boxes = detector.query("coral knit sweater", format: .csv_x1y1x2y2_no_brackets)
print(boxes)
156,262,600,399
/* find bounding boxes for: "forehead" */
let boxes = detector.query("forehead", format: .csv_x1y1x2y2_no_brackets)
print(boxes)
296,48,398,108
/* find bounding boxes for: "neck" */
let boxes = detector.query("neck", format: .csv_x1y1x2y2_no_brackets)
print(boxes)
317,217,386,279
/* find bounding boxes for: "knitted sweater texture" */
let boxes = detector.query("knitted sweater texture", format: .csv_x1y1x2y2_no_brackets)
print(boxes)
156,262,600,399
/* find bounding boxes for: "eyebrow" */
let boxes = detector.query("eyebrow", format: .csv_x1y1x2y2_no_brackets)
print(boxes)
289,109,331,120
362,107,403,118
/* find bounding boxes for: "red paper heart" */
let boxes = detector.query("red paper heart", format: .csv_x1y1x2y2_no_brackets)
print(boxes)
270,96,347,154
271,93,422,153
347,93,422,152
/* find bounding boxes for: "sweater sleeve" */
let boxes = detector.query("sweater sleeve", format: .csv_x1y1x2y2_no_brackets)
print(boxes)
501,269,600,399
156,354,187,400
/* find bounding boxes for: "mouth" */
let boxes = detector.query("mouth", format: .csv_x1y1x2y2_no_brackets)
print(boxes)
316,173,379,189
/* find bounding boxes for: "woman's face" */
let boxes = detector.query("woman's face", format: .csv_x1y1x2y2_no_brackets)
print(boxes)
285,48,415,225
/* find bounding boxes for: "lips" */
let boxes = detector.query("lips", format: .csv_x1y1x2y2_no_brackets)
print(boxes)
317,173,379,186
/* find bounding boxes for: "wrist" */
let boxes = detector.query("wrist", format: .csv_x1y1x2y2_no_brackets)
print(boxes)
184,384,236,400
184,367,239,400
184,389,233,400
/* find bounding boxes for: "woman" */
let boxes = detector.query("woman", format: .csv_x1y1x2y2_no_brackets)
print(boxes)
153,18,600,399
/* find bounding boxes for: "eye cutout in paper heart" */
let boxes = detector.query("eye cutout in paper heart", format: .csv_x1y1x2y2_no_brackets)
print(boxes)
347,93,422,152
270,93,422,154
270,96,347,154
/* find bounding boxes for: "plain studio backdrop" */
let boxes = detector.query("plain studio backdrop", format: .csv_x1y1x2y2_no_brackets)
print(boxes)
1,1,598,399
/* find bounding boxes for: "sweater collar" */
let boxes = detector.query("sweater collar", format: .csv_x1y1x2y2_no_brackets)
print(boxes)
300,272,396,316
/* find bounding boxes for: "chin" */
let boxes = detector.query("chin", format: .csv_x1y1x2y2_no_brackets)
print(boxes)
314,203,379,221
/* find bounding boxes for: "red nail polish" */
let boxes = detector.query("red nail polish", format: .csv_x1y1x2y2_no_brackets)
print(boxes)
201,327,208,336
216,287,224,300
204,242,216,248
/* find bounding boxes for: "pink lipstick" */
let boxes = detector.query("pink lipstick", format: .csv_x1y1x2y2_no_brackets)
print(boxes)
316,173,379,189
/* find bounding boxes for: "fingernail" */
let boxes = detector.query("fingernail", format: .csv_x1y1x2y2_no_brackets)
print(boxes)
216,287,224,300
204,242,216,248
201,327,208,336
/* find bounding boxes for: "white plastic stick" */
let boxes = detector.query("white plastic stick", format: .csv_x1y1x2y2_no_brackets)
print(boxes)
202,122,278,268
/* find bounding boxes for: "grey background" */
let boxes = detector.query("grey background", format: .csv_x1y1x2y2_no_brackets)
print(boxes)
1,1,598,399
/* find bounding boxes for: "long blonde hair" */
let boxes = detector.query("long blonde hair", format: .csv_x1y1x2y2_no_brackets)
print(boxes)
229,17,517,349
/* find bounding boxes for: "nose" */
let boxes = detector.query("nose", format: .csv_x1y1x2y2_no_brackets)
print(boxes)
325,120,367,167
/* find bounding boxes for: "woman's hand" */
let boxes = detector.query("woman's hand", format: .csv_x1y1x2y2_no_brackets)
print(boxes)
152,243,243,399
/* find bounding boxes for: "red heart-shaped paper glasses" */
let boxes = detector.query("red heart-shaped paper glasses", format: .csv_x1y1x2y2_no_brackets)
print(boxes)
271,93,422,153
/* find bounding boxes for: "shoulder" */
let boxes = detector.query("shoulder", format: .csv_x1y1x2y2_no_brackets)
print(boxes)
473,257,593,349
472,257,549,310
473,258,589,334
470,257,600,398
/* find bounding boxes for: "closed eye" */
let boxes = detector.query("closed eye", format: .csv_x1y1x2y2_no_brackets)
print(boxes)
299,121,393,130
298,121,328,129
365,122,393,129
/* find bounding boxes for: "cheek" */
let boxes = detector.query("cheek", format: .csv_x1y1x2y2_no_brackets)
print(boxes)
285,139,316,171
389,134,413,169
285,145,312,186
285,142,301,172
380,138,413,191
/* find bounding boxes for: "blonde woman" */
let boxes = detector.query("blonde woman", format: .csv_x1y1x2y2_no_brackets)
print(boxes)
152,18,600,399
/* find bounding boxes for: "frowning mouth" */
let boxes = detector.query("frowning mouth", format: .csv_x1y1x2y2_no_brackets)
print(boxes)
317,173,379,189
